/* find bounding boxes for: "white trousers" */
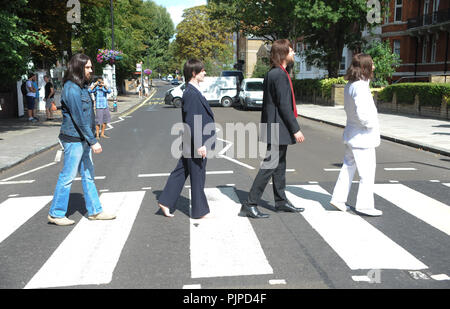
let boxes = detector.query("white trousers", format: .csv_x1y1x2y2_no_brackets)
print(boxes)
331,145,376,210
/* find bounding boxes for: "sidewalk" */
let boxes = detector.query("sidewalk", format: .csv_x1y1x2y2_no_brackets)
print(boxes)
0,93,149,173
297,103,450,156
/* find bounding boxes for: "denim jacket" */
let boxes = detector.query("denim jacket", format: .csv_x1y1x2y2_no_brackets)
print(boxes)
60,80,98,146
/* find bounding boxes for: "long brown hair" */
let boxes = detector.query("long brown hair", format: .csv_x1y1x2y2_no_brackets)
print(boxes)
63,53,93,88
345,53,374,82
270,39,293,68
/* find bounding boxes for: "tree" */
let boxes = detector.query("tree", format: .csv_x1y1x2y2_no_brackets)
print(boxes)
0,1,50,89
173,5,234,67
364,40,401,87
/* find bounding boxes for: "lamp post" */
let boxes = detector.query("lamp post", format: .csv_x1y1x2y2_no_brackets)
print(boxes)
110,0,118,112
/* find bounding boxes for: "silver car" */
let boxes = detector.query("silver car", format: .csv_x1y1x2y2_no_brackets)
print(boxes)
239,78,264,110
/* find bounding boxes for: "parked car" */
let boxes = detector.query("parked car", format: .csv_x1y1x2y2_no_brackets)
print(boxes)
165,76,238,108
239,78,264,110
167,75,173,81
171,78,180,85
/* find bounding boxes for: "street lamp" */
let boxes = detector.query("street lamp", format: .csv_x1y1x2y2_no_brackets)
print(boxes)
110,0,118,112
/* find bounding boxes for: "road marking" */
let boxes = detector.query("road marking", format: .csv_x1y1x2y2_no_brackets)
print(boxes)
25,191,146,289
430,274,450,281
351,275,372,282
0,162,57,182
216,137,255,170
183,284,201,289
323,168,341,171
8,194,19,197
269,279,286,285
286,169,295,172
0,180,35,185
138,171,233,178
0,196,53,244
429,180,440,183
308,181,319,184
121,88,157,118
190,187,273,278
99,189,109,192
286,185,427,270
389,180,399,183
408,271,430,280
374,183,450,236
141,187,152,190
74,176,106,181
54,150,63,162
384,168,417,171
443,183,450,188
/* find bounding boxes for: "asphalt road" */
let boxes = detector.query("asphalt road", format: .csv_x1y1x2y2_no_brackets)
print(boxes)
0,82,449,290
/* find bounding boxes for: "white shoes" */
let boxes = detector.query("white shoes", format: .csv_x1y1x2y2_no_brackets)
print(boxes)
88,212,117,220
330,201,348,212
48,215,75,226
355,208,383,217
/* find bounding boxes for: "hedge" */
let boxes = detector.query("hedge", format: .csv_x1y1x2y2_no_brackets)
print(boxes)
293,77,347,99
378,83,450,107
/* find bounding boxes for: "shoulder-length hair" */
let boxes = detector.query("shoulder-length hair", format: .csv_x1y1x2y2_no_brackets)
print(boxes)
183,59,204,82
345,53,374,82
270,39,293,68
63,53,92,88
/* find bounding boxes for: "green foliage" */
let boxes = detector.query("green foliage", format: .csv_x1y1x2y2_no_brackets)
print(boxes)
363,40,401,87
378,83,450,107
293,77,347,99
251,59,270,78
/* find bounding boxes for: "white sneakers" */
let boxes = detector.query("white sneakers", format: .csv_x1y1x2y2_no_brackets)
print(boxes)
48,212,116,226
47,215,75,226
330,200,382,217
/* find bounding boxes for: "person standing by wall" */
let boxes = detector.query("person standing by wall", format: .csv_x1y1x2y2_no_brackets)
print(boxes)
329,53,382,217
48,54,116,226
25,73,38,122
44,75,56,120
89,77,112,139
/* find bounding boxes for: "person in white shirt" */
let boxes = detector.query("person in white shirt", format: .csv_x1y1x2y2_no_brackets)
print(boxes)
26,73,38,122
330,53,382,217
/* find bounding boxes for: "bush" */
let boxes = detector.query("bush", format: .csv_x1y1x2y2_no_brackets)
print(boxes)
293,77,347,98
378,83,450,107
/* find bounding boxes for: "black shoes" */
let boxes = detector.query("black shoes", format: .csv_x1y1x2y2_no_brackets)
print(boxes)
275,202,305,213
239,202,270,219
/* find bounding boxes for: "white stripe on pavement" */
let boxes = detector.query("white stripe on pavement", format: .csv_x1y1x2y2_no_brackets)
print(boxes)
0,180,35,185
0,162,57,182
384,168,417,171
443,183,450,188
25,191,146,289
190,187,273,278
0,196,53,244
285,185,427,270
374,183,450,236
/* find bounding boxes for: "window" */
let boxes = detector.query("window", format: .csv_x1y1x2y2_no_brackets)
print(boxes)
296,42,303,54
245,82,263,92
431,35,437,63
340,56,346,71
394,0,402,22
384,1,390,23
393,40,401,57
422,38,428,63
424,0,430,25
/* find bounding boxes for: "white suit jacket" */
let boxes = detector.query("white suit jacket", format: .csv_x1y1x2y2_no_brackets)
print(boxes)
342,80,380,148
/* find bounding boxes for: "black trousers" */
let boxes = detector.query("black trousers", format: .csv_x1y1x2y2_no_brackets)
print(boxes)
158,156,209,219
247,144,289,207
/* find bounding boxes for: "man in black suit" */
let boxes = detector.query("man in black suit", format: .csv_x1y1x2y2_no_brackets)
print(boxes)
158,59,216,219
239,39,305,219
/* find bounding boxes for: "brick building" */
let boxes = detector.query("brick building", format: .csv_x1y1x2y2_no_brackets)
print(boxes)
382,0,450,81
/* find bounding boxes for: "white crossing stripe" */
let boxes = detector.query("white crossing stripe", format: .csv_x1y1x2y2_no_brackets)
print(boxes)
190,187,273,278
25,191,146,289
0,180,35,185
285,185,427,270
384,168,417,171
0,196,53,244
374,183,450,236
443,183,450,188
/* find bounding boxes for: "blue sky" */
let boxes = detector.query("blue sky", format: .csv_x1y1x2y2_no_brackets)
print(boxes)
151,0,207,28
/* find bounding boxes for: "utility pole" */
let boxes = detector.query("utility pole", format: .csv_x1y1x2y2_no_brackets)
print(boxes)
110,0,118,112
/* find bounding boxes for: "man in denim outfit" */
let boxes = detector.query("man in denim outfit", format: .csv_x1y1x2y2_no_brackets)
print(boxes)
48,53,116,226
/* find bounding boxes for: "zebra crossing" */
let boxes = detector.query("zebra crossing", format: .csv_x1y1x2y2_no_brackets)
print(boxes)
0,181,448,288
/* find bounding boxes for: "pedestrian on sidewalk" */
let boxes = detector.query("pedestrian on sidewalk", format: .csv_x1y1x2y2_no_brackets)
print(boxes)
89,77,112,139
157,59,216,219
32,76,40,121
48,53,116,226
25,73,38,122
44,75,56,120
329,53,382,217
239,39,305,219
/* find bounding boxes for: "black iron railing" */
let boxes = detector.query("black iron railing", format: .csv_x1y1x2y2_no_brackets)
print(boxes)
407,8,450,29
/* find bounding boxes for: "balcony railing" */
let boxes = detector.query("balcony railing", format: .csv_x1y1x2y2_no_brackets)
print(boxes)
407,8,450,29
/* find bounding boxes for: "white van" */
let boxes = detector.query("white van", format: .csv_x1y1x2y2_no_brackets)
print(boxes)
164,76,238,108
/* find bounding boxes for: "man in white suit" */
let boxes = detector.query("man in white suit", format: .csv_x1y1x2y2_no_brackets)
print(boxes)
330,53,382,217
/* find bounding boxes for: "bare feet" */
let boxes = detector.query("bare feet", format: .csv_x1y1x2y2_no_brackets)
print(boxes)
158,203,174,217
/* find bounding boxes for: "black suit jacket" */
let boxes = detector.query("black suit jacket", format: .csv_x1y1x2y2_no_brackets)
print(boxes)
181,83,216,158
259,66,300,145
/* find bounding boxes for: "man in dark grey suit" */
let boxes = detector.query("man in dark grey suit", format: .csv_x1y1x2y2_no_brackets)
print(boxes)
158,59,216,219
239,39,305,219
